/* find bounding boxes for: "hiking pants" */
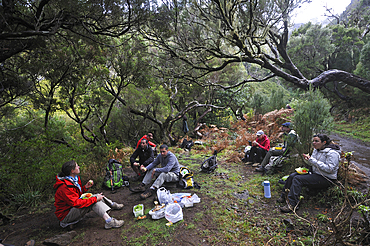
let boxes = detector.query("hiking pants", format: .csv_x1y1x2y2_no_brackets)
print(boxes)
60,196,113,228
283,172,333,207
261,149,284,167
142,171,179,189
248,146,267,163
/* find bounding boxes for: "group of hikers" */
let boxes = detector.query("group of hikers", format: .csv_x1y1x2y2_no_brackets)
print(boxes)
53,122,341,230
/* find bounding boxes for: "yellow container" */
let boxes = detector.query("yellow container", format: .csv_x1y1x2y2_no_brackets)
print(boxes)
275,147,282,150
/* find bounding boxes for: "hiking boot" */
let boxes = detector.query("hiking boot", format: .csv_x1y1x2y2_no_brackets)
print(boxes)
255,166,265,172
111,202,124,210
280,205,292,213
105,218,124,229
252,163,260,167
140,188,155,199
245,161,253,165
276,197,285,203
129,183,146,193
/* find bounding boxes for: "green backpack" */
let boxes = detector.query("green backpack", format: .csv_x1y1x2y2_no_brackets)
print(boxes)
104,159,124,189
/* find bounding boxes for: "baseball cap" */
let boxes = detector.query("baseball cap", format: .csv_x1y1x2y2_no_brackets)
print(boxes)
282,122,291,127
256,130,264,136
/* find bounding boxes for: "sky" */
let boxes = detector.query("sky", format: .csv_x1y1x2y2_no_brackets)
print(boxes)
292,0,352,24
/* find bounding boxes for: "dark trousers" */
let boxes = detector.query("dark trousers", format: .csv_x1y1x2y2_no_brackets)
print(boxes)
282,172,333,207
247,146,267,163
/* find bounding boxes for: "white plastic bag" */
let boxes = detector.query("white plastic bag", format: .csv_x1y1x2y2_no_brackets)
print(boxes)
157,187,172,205
165,203,183,223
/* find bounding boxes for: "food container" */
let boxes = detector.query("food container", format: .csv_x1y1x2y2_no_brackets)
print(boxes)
149,205,166,219
133,204,144,217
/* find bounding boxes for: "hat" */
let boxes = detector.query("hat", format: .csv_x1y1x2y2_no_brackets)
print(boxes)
256,130,264,136
282,122,291,127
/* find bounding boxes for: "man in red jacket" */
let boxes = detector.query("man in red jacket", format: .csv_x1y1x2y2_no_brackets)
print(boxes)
136,133,156,149
54,161,124,229
245,130,270,165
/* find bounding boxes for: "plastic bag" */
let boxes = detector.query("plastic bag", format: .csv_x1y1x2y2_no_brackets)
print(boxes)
157,187,172,205
165,203,183,223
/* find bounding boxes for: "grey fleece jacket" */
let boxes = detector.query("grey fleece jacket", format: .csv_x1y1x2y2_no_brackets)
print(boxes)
146,151,180,175
308,147,340,180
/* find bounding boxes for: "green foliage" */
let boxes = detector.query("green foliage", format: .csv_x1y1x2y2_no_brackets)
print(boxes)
292,88,333,153
354,41,370,80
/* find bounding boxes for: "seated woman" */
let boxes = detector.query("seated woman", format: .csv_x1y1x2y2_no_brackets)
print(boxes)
278,134,341,213
54,160,125,229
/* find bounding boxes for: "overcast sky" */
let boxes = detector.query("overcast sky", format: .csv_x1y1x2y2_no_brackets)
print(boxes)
292,0,352,24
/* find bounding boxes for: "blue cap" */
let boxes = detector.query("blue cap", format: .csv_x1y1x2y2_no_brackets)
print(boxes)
282,122,291,127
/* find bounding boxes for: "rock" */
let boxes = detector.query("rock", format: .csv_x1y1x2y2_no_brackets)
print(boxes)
43,231,77,246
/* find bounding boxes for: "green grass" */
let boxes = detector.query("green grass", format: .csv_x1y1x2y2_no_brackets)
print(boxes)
333,119,370,143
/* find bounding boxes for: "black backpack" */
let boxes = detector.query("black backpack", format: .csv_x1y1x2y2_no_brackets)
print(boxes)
180,139,194,151
201,150,218,173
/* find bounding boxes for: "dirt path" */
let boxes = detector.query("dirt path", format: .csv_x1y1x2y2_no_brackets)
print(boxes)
330,133,370,177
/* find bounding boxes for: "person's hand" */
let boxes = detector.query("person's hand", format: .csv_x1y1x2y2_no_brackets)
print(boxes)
134,162,140,166
252,141,258,146
85,180,93,189
151,169,156,179
303,153,310,160
96,193,104,202
140,165,147,172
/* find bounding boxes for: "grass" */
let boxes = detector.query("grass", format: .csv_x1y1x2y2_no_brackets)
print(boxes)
333,118,370,143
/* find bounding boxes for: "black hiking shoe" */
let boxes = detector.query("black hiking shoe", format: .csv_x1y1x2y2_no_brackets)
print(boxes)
129,183,146,193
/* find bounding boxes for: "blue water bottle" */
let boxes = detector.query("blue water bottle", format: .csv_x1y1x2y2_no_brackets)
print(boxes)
263,181,271,198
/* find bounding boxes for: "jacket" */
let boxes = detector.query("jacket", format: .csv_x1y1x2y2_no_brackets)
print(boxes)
54,175,96,221
283,129,298,155
146,151,180,175
308,147,340,180
136,135,156,149
256,135,270,151
130,144,154,166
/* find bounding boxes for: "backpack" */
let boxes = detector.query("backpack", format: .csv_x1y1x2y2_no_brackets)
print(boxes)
201,150,218,173
180,139,194,151
103,159,125,189
177,167,200,189
264,156,287,174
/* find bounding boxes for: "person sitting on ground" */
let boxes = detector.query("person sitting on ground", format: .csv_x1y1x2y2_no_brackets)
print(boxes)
136,132,156,149
278,134,340,213
130,144,180,199
255,122,298,172
130,139,154,181
244,130,270,165
54,160,124,229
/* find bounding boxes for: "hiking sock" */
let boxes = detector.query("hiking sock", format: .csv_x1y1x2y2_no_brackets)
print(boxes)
105,217,112,223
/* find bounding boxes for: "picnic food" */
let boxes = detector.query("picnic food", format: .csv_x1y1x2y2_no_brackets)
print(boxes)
295,167,309,175
153,204,166,212
88,180,93,184
80,193,93,199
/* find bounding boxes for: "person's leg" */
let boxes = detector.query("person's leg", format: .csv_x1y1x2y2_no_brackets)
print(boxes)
60,207,92,228
248,146,257,162
142,170,155,186
140,172,179,199
260,149,283,167
255,148,267,163
288,174,331,207
91,201,124,229
151,172,179,189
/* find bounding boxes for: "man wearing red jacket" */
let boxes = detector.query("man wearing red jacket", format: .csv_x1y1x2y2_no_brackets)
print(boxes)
245,130,270,165
54,160,124,229
136,133,156,149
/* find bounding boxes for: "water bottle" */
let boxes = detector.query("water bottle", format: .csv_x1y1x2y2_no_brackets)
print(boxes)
263,181,271,198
